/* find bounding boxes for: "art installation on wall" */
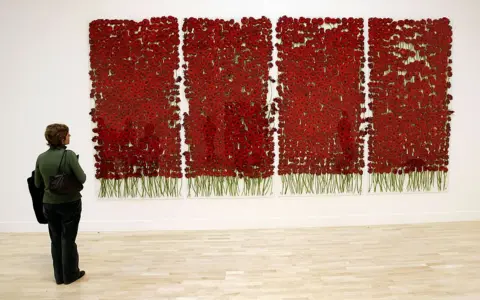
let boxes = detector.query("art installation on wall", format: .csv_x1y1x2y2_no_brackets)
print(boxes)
88,16,453,198
367,18,453,192
182,17,275,197
275,17,367,195
89,17,182,198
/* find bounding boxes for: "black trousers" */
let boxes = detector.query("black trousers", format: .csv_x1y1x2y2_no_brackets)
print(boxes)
43,199,82,283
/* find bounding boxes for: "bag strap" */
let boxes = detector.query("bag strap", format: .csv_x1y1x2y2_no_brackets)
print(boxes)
57,150,67,174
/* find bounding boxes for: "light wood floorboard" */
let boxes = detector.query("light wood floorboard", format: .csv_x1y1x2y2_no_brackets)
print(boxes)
1,221,479,299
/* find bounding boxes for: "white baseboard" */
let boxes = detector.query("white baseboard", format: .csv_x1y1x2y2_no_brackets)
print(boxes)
1,211,479,232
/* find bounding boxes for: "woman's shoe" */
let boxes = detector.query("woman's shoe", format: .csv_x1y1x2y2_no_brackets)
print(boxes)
64,270,85,285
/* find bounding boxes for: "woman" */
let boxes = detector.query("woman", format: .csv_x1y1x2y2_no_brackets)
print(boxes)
34,124,86,284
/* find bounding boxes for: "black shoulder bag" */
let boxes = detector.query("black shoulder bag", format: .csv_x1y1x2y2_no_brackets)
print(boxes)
49,150,83,195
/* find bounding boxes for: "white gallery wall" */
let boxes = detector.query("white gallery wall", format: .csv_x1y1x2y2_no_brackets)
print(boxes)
0,0,479,232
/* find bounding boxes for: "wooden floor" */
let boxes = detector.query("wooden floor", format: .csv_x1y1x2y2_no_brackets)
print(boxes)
0,222,479,299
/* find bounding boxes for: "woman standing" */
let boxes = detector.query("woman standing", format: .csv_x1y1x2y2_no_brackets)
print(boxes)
34,124,86,284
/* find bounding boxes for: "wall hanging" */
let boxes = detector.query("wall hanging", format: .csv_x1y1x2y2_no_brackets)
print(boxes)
89,17,182,197
276,17,367,195
182,17,275,197
367,18,453,192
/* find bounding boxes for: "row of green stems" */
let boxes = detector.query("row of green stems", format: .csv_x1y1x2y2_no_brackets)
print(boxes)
369,171,448,192
98,171,448,197
99,177,181,198
281,174,362,195
188,176,273,197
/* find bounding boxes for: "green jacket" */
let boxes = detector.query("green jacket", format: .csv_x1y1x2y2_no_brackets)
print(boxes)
35,146,86,204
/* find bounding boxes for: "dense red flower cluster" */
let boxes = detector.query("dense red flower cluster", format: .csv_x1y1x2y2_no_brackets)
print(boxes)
182,17,275,179
368,18,453,175
89,18,182,181
276,17,366,176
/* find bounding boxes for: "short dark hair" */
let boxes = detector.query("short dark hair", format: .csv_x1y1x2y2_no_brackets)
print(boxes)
45,124,69,147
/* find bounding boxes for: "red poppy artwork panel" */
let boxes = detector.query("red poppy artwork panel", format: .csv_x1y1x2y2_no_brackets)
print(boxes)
367,18,453,192
276,17,367,195
182,17,275,197
89,17,182,198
